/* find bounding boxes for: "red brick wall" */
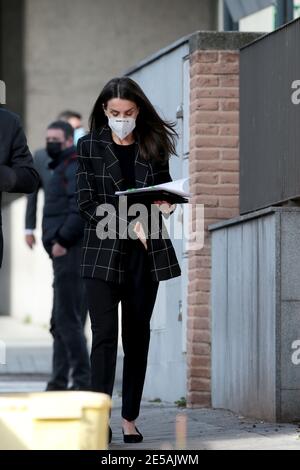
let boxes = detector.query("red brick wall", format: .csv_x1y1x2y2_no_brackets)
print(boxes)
187,50,240,408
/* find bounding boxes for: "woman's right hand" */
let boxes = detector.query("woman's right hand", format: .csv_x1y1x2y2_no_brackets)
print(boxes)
133,221,148,250
52,242,68,258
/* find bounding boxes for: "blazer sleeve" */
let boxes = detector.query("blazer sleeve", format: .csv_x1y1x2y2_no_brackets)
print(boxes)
0,115,40,193
76,138,102,227
152,157,172,185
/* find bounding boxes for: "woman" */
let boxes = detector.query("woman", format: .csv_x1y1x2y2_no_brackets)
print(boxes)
76,77,181,444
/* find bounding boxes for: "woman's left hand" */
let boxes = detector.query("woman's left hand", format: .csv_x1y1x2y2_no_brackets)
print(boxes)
153,200,177,214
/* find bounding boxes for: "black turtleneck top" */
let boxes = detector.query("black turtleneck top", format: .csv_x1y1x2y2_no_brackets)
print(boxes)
113,141,136,190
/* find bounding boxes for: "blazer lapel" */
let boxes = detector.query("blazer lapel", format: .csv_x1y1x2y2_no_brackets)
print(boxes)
101,126,149,191
102,127,125,191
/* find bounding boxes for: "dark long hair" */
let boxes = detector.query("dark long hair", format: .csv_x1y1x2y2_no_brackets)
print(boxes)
89,77,178,163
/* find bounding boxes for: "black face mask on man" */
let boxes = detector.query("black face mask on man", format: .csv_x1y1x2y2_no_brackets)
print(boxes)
47,142,63,159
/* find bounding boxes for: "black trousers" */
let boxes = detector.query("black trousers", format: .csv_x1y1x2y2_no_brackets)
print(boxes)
85,238,159,421
47,243,91,390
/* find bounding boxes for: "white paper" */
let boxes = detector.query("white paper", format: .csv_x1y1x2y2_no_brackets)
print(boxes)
115,178,191,198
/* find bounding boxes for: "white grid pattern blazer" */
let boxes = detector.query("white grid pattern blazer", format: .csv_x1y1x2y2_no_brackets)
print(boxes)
76,126,181,284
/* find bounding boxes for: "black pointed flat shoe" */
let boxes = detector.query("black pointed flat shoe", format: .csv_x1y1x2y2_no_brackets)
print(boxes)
122,426,143,444
109,426,112,444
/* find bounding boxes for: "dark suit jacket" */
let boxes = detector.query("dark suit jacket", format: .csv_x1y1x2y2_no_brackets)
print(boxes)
0,108,39,266
42,147,85,256
25,148,52,230
76,126,181,283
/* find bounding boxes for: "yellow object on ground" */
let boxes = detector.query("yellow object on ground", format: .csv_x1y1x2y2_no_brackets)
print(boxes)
0,391,111,450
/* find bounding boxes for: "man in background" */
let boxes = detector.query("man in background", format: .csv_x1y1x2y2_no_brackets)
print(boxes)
25,110,85,248
0,107,39,267
58,110,86,146
42,120,90,391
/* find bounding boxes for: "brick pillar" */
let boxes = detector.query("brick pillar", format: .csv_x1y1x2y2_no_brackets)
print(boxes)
187,33,262,408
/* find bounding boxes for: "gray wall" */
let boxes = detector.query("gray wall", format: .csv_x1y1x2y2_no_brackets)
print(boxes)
210,207,300,422
24,0,218,148
240,18,300,214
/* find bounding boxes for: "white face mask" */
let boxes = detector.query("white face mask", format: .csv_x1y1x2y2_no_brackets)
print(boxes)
108,117,136,140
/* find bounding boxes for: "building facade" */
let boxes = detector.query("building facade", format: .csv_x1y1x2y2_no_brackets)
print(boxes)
1,0,298,409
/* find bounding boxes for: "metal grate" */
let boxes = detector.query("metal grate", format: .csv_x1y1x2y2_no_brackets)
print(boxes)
240,17,300,214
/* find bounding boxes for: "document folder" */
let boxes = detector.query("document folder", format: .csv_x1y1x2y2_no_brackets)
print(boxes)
115,178,191,204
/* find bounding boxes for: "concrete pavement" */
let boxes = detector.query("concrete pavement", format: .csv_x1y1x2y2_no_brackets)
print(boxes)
0,317,123,385
0,316,52,375
1,318,300,450
0,316,123,391
0,378,300,450
109,399,300,450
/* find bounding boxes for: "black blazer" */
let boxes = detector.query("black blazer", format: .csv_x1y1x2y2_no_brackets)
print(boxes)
0,108,39,266
42,148,85,255
76,126,181,283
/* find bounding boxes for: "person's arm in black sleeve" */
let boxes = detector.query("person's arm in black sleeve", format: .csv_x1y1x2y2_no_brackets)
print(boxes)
55,162,85,248
25,149,42,231
25,190,39,231
0,115,40,193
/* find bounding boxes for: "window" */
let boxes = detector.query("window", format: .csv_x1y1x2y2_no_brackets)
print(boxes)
294,0,300,18
239,5,276,32
223,1,299,32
